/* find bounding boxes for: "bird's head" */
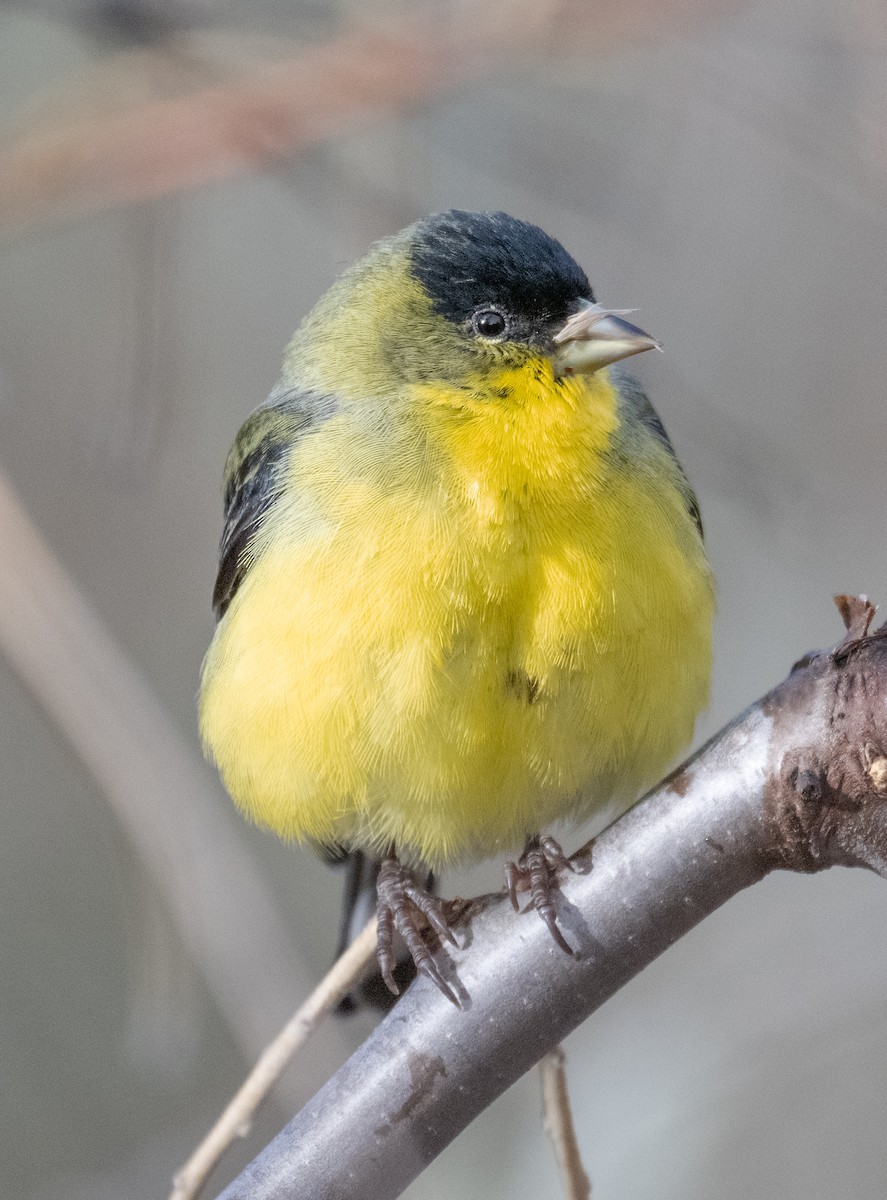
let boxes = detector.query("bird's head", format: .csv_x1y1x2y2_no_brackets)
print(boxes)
285,210,658,405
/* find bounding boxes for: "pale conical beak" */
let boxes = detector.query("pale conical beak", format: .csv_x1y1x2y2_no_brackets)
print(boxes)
552,299,661,376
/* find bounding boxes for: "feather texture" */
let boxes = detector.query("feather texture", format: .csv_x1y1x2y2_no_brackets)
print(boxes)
200,357,713,869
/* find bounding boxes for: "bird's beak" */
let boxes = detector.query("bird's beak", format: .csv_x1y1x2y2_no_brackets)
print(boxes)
552,300,661,376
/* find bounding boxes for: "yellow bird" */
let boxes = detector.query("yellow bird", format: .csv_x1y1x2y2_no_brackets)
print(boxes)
200,210,714,1004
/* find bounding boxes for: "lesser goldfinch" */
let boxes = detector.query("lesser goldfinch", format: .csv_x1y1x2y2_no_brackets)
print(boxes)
200,210,714,1004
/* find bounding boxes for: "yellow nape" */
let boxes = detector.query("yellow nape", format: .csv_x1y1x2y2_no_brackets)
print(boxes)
199,360,714,870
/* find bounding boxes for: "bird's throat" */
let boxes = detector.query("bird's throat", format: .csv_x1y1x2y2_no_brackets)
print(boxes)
416,360,620,515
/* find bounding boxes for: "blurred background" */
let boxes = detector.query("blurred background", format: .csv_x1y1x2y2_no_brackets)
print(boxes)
2,0,886,1197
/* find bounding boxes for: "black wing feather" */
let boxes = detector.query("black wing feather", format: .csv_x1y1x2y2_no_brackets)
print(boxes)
212,387,337,619
610,369,704,541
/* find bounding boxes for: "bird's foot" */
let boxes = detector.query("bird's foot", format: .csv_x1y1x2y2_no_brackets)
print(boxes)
376,857,460,1007
505,834,577,955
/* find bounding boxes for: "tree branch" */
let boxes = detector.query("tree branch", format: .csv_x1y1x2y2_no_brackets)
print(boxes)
215,596,887,1200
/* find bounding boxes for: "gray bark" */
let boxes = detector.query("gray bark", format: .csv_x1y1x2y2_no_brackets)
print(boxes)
217,598,887,1200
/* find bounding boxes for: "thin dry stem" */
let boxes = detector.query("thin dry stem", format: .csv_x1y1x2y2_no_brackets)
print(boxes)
170,918,378,1200
539,1046,592,1200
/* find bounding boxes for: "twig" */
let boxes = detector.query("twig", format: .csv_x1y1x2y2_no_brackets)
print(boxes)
540,1046,591,1200
213,598,887,1200
170,918,378,1200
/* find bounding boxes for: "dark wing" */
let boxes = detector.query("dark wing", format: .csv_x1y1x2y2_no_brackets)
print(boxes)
212,387,337,619
610,368,704,541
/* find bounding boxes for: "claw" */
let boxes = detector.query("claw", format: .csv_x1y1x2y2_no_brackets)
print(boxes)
375,899,400,995
376,857,461,1007
504,834,575,954
415,958,460,1008
504,861,523,911
538,905,574,956
402,878,459,947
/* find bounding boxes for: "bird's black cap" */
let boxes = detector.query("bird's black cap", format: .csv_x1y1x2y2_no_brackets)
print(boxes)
409,210,594,331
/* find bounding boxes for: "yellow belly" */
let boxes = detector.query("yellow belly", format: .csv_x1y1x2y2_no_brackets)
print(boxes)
200,371,714,869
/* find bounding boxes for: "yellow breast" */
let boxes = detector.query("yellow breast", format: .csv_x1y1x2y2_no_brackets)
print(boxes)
199,362,713,869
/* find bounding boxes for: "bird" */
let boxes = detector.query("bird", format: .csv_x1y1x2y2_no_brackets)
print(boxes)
199,209,714,1006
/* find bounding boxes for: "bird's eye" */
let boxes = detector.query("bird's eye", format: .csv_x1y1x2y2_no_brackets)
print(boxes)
472,308,508,340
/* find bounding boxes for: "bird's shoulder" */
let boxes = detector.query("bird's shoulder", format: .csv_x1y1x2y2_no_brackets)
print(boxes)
213,385,337,618
609,368,703,540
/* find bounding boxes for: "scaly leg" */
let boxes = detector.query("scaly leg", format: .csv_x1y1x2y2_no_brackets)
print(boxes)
376,855,460,1007
505,834,577,955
